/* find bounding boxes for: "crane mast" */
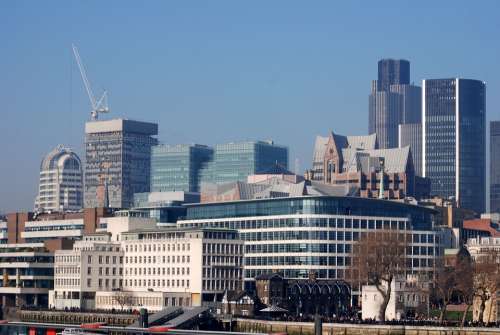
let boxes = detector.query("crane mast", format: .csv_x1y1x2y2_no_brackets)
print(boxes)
72,44,109,121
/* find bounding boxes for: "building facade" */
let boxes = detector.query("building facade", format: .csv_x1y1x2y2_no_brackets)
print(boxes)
423,79,486,213
491,121,500,213
50,225,244,311
84,119,158,209
377,59,410,92
151,144,213,193
309,132,430,200
399,123,422,176
0,243,54,308
35,145,83,212
178,196,447,294
369,59,421,149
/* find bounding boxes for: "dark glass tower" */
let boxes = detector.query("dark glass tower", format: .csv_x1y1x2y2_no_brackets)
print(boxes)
490,121,500,213
423,79,486,213
369,59,420,149
377,59,410,91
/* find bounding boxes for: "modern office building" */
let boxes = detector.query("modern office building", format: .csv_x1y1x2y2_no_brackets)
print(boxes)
84,119,158,209
422,79,486,213
369,59,421,149
178,196,448,293
369,84,402,149
399,123,422,176
490,121,500,213
0,243,54,308
150,141,288,194
151,144,212,193
133,191,200,224
308,132,430,200
34,145,83,212
377,59,410,92
200,141,289,186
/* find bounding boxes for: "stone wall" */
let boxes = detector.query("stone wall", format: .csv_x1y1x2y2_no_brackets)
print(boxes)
236,319,500,335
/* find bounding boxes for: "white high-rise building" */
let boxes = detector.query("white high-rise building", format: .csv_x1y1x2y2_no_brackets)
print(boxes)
35,145,83,212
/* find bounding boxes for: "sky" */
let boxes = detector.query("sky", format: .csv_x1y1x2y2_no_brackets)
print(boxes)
1,1,499,212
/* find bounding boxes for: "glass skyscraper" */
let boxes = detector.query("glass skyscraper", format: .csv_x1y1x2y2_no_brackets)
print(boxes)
369,59,421,149
201,141,289,185
490,121,500,213
150,141,289,193
423,79,486,213
151,144,213,193
377,59,410,91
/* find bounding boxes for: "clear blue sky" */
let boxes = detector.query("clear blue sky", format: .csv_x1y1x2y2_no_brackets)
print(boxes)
1,1,499,212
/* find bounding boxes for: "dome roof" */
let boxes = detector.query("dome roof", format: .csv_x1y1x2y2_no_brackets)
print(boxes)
40,145,82,171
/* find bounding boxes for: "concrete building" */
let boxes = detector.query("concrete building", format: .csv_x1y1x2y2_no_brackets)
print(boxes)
308,132,430,200
490,121,500,213
0,243,54,308
84,119,158,209
399,123,422,176
35,145,83,212
49,212,244,311
361,275,429,321
423,79,486,213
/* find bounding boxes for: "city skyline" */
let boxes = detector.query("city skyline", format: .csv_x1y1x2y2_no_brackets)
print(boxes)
1,1,500,212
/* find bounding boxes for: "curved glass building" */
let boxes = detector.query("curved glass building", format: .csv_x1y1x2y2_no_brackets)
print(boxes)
35,145,83,212
178,196,445,290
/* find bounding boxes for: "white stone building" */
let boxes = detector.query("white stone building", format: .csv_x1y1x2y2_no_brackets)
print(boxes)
466,237,500,323
361,275,429,321
49,213,244,312
35,145,83,212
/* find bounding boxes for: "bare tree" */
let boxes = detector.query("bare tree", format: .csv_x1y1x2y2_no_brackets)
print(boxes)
472,250,500,324
432,264,459,324
456,258,474,327
112,290,133,311
349,230,407,322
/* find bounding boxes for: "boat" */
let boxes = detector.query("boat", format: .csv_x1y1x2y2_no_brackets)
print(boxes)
56,328,102,335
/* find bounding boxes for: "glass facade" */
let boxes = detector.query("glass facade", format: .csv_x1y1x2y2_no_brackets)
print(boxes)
491,121,500,213
200,141,289,185
423,79,486,213
151,144,213,193
179,196,443,284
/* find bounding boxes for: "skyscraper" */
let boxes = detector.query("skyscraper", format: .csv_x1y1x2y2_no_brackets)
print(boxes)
399,123,422,176
490,121,500,213
369,59,421,149
377,59,410,91
35,145,83,212
423,79,486,213
151,144,213,193
369,83,402,149
84,119,158,209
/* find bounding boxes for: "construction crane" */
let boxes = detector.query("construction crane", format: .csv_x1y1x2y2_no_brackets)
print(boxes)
72,44,110,121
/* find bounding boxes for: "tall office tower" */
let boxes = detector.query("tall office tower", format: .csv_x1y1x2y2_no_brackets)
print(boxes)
369,81,402,149
151,144,213,193
399,123,422,176
377,59,410,92
34,145,83,212
369,59,421,149
423,79,486,213
84,119,158,209
390,84,422,124
490,121,500,213
201,141,289,185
